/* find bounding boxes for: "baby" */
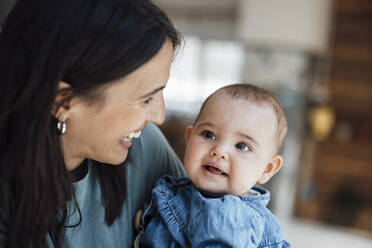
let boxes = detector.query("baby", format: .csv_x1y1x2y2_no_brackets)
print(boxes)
136,84,291,247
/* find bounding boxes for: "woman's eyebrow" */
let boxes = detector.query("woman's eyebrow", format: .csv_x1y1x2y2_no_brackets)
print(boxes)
139,85,166,99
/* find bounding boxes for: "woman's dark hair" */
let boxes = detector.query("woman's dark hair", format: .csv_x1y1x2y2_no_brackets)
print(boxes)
0,0,181,247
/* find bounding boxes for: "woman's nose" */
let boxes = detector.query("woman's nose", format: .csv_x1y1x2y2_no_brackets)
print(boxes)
148,96,165,125
210,146,228,160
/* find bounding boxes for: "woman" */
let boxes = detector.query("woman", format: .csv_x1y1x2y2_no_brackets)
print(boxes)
0,0,185,247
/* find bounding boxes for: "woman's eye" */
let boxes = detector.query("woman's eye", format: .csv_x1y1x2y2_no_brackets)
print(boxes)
235,142,251,152
143,97,153,105
201,130,216,140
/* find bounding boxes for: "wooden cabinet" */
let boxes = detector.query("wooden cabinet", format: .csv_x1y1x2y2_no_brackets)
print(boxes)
296,139,372,230
296,0,372,232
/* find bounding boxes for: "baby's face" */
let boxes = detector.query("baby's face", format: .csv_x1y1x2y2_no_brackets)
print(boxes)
184,93,278,196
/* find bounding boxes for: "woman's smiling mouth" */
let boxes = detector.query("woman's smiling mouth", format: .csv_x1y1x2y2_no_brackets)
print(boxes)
119,130,142,149
121,130,142,142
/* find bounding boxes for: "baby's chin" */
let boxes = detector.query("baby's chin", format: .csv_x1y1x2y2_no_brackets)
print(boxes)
191,178,246,196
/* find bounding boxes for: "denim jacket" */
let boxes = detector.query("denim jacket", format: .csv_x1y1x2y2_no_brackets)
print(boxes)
137,176,291,248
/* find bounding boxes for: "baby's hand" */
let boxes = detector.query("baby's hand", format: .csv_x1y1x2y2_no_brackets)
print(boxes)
134,209,143,231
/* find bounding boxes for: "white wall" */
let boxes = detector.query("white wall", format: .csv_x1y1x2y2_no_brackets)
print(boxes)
237,0,333,54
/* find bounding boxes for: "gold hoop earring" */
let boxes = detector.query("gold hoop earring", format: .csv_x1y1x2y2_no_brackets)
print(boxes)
57,118,67,135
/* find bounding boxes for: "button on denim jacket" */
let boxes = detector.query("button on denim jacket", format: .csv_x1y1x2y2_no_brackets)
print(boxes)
137,176,291,248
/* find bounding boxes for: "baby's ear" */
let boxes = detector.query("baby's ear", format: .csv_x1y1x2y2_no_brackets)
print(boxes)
258,155,283,184
185,125,193,143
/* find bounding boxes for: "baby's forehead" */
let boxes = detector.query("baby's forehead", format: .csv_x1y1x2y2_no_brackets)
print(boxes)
198,91,278,132
204,91,259,110
200,93,276,123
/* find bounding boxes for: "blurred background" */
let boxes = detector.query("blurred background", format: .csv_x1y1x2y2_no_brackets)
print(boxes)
1,0,372,247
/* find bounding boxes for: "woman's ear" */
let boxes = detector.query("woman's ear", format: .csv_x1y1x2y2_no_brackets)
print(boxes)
53,81,72,119
185,125,193,143
258,155,283,184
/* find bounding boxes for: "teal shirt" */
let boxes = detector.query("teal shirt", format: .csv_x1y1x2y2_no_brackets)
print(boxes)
0,123,185,247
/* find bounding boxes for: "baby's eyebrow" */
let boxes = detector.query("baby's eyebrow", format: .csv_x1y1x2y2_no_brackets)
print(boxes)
237,132,260,148
195,122,214,129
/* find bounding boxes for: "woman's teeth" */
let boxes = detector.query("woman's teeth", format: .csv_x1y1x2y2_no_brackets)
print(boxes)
121,130,141,142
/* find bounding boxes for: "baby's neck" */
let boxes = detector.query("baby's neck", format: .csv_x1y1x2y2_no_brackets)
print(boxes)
198,188,259,198
198,188,225,198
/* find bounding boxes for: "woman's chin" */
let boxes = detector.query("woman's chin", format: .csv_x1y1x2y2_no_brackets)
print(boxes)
113,152,128,165
96,150,128,166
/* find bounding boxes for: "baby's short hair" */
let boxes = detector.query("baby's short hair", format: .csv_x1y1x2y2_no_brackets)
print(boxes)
195,83,288,154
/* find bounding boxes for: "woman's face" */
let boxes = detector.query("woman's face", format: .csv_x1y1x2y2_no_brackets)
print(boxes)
60,39,174,170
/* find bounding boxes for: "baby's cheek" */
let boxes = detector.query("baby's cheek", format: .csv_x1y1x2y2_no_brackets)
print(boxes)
232,170,253,193
186,140,202,159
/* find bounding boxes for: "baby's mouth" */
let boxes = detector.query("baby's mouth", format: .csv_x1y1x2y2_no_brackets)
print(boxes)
203,165,228,177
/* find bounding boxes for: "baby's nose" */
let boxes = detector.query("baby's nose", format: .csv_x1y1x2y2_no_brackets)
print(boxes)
210,148,228,160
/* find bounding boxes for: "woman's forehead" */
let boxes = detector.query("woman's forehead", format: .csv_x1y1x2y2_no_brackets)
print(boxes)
103,40,174,100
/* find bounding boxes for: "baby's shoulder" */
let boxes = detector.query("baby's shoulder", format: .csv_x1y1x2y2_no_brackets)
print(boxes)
250,202,287,247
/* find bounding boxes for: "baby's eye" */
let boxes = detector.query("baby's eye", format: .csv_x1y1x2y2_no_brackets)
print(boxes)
235,142,251,152
201,130,216,140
